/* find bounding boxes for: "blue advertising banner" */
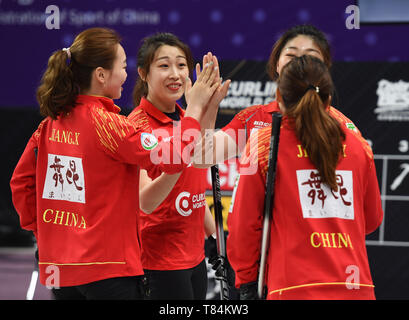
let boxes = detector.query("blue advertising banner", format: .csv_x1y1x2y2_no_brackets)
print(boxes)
1,0,408,108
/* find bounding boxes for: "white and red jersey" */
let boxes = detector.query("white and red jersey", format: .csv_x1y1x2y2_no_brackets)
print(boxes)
222,101,280,150
128,97,207,270
222,100,364,149
227,116,383,300
10,95,200,286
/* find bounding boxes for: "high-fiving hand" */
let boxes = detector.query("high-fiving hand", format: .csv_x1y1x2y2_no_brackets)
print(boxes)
185,52,231,131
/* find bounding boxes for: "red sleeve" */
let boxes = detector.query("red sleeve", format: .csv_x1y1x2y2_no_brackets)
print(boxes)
10,131,39,234
222,105,261,144
91,107,200,174
222,114,245,146
363,159,384,234
227,132,266,288
222,105,264,153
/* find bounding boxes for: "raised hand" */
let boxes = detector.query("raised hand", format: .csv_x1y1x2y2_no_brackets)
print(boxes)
198,53,231,131
184,54,220,122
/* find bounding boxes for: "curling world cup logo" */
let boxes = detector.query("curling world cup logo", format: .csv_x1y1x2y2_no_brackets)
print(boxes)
175,191,206,217
175,191,192,216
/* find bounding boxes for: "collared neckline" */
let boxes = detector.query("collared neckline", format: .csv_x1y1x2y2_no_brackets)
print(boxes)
76,95,121,114
264,100,280,113
139,97,185,124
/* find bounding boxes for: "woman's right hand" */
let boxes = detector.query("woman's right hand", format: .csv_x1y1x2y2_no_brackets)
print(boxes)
184,53,220,122
196,53,230,132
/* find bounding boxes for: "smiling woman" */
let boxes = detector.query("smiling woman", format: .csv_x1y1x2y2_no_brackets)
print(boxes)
127,32,230,300
36,27,121,119
194,24,353,170
82,43,128,100
132,33,194,109
10,27,222,300
267,24,332,81
142,44,189,113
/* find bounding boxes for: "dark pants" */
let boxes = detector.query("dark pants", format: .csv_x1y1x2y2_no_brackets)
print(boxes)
144,259,208,300
52,276,144,300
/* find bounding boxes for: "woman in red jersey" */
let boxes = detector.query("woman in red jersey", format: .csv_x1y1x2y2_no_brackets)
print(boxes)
10,27,221,300
196,24,365,167
192,23,370,300
227,55,383,300
128,32,230,300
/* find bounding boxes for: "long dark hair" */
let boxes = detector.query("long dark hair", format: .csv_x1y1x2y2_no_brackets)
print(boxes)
36,27,121,119
132,32,194,106
278,55,345,191
267,24,332,81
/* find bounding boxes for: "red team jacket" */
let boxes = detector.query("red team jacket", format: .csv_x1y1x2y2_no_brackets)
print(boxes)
226,110,383,299
10,95,200,286
222,100,280,147
222,100,369,149
128,98,206,270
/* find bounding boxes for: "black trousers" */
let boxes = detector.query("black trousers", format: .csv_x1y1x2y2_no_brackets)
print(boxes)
52,276,144,300
144,259,208,300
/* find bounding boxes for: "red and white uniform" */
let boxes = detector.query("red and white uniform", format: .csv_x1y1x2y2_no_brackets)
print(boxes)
10,95,200,287
222,100,280,147
227,116,383,300
128,98,207,270
222,100,364,147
